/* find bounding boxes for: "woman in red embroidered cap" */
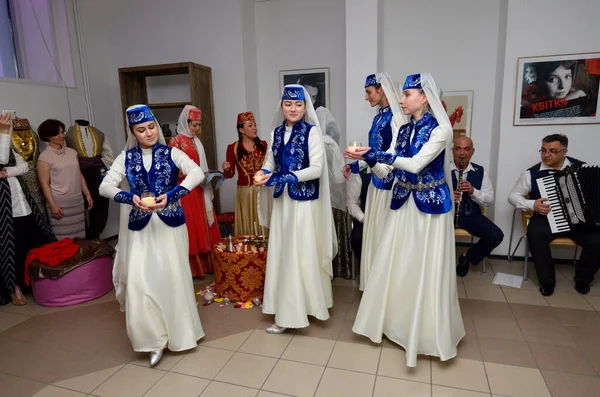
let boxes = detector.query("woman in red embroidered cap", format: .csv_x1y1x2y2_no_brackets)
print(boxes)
222,112,268,235
169,105,221,277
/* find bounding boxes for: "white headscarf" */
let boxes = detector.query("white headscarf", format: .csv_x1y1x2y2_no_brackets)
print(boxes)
418,73,455,208
114,105,166,311
262,84,338,276
176,105,215,226
374,72,407,149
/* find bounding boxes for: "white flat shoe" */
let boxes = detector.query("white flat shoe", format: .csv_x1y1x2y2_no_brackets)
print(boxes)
265,324,287,334
149,349,164,367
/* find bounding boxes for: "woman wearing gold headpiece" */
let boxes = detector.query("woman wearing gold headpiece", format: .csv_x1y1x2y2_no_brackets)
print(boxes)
222,112,268,235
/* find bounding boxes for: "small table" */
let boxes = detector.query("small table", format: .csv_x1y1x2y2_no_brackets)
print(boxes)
212,241,267,302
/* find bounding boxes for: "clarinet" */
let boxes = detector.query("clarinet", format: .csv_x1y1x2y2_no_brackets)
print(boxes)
455,158,464,226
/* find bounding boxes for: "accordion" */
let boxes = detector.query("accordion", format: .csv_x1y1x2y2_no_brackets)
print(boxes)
536,165,600,234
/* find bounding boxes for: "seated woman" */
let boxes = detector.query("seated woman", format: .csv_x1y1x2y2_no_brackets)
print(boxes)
37,119,93,240
99,104,205,367
222,111,268,235
168,105,221,276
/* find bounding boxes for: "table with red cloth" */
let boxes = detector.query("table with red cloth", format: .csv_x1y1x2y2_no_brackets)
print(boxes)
212,238,267,302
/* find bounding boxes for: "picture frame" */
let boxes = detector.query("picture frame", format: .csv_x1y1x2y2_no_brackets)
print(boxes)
513,52,600,126
443,90,474,140
280,67,330,108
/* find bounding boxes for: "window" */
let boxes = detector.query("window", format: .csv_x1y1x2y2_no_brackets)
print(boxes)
0,0,75,86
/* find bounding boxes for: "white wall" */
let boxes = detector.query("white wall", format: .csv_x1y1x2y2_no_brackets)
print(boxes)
77,0,254,236
255,0,346,146
495,0,600,257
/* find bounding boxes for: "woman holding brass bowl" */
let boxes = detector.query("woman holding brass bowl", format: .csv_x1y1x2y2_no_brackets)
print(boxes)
99,105,205,367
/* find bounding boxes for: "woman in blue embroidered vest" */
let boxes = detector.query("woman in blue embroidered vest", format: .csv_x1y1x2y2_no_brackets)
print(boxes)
254,85,337,334
99,105,205,367
344,72,405,291
346,73,465,367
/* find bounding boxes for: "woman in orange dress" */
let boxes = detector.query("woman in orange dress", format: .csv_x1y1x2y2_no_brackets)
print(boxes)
169,105,221,276
222,112,268,235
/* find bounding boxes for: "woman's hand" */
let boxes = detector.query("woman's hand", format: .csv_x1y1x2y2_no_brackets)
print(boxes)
222,161,231,172
132,195,151,211
344,147,371,160
50,204,64,220
0,113,11,134
84,191,94,210
253,170,271,186
342,165,351,180
0,169,7,178
152,193,168,209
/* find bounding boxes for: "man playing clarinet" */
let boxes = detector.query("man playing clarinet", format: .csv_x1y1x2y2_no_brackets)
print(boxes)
453,136,504,277
509,134,600,296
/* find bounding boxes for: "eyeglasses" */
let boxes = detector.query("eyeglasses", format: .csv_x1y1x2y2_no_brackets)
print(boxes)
539,148,566,155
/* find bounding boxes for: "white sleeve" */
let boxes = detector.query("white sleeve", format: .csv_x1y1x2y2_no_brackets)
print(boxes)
101,135,115,167
5,150,29,177
170,147,205,191
99,151,127,199
390,126,446,174
0,133,10,164
261,130,276,172
508,171,535,211
291,126,324,182
346,173,364,221
470,168,494,207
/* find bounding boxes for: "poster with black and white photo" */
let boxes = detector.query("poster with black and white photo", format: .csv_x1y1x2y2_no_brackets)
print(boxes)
514,53,600,126
280,67,329,109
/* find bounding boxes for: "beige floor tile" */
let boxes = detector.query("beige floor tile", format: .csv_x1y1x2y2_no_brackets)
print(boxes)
529,342,596,375
202,329,252,351
0,373,46,397
295,318,344,341
465,285,507,302
457,281,467,299
171,346,234,379
281,335,336,366
262,360,324,397
457,333,482,361
332,277,358,288
53,364,124,394
477,337,537,368
129,350,185,371
91,364,165,397
256,392,291,397
502,288,548,306
214,352,277,389
32,385,87,397
541,370,600,397
327,341,381,374
0,311,30,332
462,300,513,319
199,381,258,397
431,358,489,393
584,295,600,311
462,270,496,286
143,372,210,397
566,326,600,352
11,345,84,384
520,323,577,347
552,307,600,328
374,376,430,396
545,293,594,310
239,329,293,358
315,367,375,397
332,285,358,303
473,316,524,341
377,347,431,383
484,362,551,397
432,385,492,396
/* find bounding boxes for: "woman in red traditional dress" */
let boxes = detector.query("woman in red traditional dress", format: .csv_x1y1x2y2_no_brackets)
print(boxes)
169,105,221,277
222,112,268,235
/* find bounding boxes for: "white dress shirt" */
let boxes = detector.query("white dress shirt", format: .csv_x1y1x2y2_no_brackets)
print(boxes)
79,126,115,167
0,133,32,217
508,158,571,211
451,161,494,207
346,173,364,222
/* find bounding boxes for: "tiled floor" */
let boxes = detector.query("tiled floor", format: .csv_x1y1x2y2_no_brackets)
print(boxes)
1,258,600,397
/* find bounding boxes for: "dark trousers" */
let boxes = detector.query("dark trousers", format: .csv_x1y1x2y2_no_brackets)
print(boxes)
457,213,504,264
350,219,364,262
81,166,109,239
14,214,51,287
527,214,600,285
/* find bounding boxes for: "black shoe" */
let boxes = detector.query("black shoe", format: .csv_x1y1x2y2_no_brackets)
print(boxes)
575,282,590,295
539,282,556,297
456,253,470,277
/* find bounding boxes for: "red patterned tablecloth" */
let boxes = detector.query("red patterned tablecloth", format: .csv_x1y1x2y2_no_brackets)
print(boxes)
212,246,266,302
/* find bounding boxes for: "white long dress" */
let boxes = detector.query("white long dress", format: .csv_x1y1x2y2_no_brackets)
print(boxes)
352,126,465,367
100,147,205,352
261,125,334,328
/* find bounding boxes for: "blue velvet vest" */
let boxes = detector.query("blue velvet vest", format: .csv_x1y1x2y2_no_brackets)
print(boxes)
124,144,186,230
528,156,584,199
390,113,452,214
451,162,484,217
369,106,394,190
271,120,319,200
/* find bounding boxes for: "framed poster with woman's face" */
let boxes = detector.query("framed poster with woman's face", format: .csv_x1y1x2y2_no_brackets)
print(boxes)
280,67,330,109
514,52,600,126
